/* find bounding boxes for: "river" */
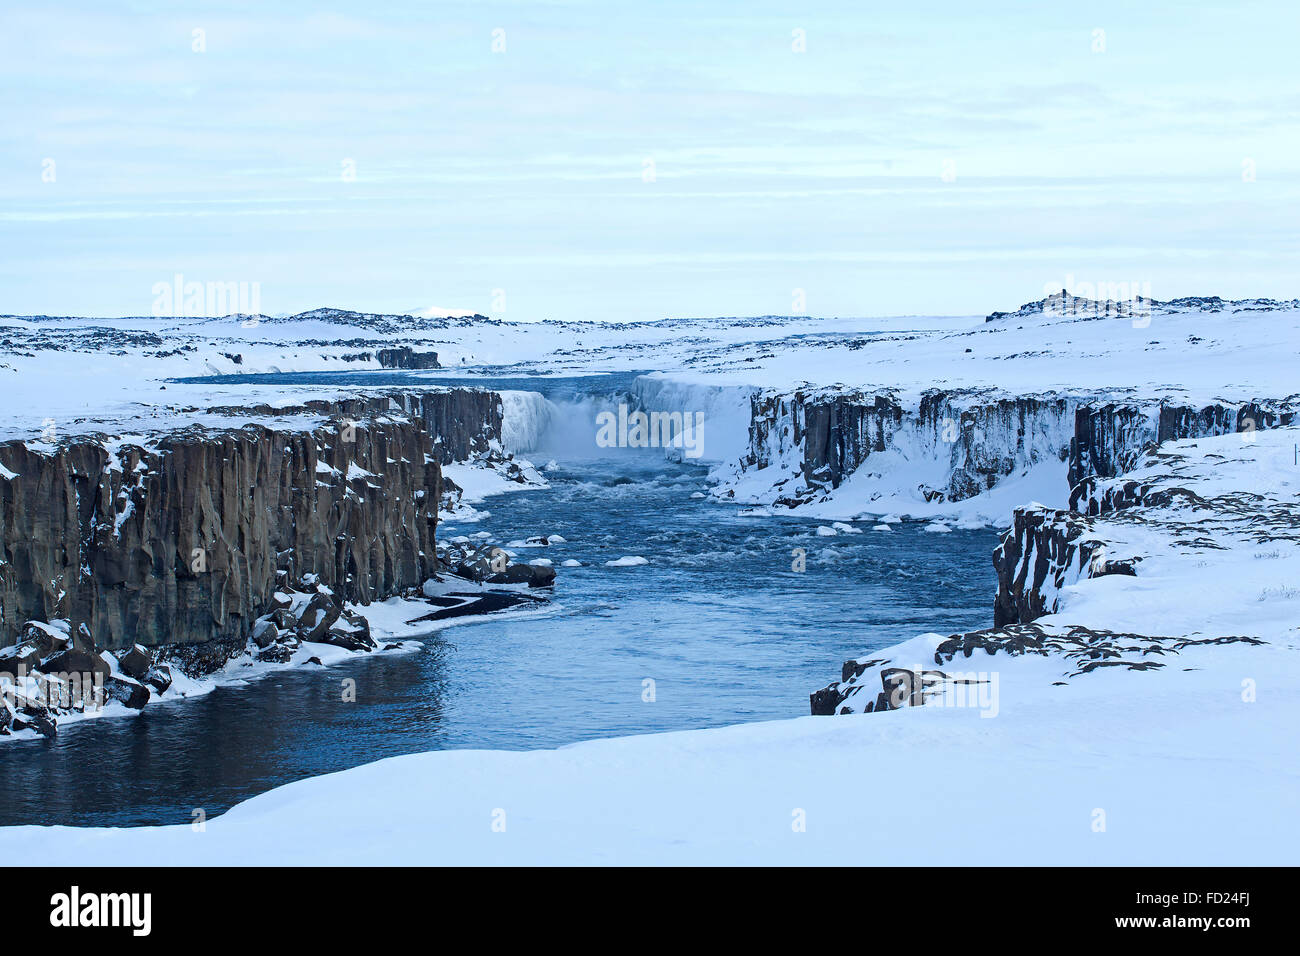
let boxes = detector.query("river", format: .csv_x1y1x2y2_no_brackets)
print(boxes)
0,371,996,827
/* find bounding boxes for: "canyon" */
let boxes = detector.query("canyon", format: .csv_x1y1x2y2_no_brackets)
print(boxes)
1,292,1296,743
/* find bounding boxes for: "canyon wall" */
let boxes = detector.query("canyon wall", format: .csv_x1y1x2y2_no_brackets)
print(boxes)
736,387,1295,510
1067,400,1295,492
0,389,502,663
728,385,1297,631
997,398,1296,627
737,388,1075,506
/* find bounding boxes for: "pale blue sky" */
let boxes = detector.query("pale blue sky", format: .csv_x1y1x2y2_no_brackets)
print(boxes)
2,1,1297,320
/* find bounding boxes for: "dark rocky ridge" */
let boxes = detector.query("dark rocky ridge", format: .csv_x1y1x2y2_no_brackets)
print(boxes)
810,624,1264,715
741,388,1076,506
1067,399,1296,492
985,291,1300,323
377,346,440,370
743,385,1297,511
805,389,1296,714
0,389,503,663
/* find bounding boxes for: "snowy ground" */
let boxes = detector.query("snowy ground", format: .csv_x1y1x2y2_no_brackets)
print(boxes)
0,634,1293,864
5,425,1295,862
2,297,1296,862
3,296,1299,441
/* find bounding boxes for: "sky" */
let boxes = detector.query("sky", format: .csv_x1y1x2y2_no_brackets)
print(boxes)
1,0,1298,321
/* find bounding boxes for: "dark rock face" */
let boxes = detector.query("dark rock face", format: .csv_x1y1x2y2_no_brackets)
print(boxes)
0,390,502,663
1068,400,1294,490
791,391,903,490
0,416,437,660
991,506,1102,627
743,389,900,499
745,387,1296,513
377,347,440,370
202,388,501,465
742,388,1073,505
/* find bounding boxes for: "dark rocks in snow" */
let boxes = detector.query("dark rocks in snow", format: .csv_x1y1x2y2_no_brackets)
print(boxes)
1068,399,1295,492
154,637,250,678
41,647,110,680
992,506,1095,627
323,611,375,652
377,346,440,370
116,645,152,682
103,675,149,710
145,663,172,695
810,623,1265,716
252,619,279,649
436,539,557,589
249,579,378,659
25,621,73,657
255,640,299,664
298,591,342,643
405,590,548,623
5,696,57,737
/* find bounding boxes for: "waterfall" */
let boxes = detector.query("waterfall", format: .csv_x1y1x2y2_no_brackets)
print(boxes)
498,378,756,464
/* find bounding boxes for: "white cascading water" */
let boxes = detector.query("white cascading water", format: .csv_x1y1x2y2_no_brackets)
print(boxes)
498,378,756,465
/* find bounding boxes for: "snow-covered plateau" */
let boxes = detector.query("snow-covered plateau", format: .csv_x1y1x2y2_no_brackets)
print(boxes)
1,292,1297,863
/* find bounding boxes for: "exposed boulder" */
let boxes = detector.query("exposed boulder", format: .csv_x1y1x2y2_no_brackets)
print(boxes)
103,675,150,710
297,591,341,643
322,611,375,652
487,564,556,588
251,619,279,650
144,663,173,695
116,645,153,682
40,647,111,680
0,641,42,675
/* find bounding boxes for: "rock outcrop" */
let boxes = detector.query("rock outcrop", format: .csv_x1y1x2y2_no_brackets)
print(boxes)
737,387,1074,506
1067,399,1295,491
377,347,440,370
810,624,1263,715
731,382,1297,516
0,389,504,665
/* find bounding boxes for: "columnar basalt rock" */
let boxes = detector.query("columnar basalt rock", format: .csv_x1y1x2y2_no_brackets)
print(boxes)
1067,399,1295,490
0,390,503,665
740,387,1074,505
376,346,440,370
991,506,1105,627
742,385,1299,514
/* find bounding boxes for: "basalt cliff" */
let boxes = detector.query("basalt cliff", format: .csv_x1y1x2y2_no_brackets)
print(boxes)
0,389,502,667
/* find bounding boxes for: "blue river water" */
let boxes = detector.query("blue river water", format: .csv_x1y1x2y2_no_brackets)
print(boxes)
0,372,996,827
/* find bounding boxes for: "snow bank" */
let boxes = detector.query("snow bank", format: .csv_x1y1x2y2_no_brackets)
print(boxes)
0,627,1292,864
